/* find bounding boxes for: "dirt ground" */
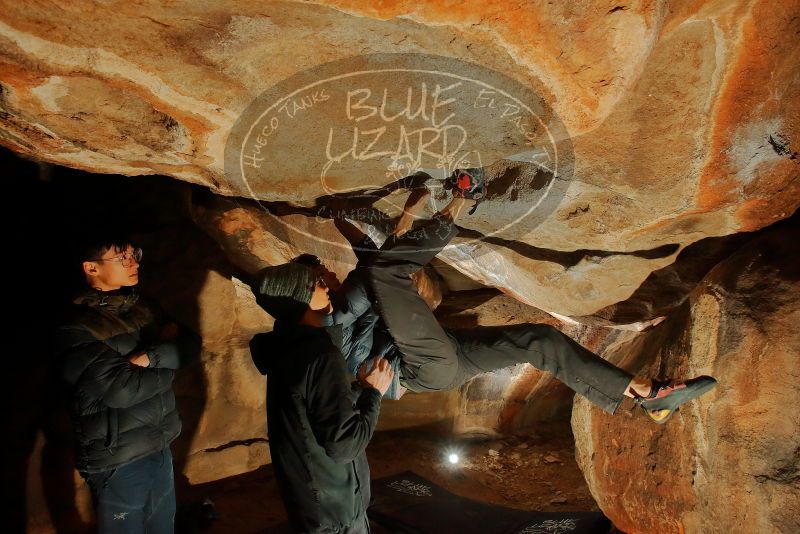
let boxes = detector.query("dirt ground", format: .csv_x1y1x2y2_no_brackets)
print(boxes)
178,421,604,533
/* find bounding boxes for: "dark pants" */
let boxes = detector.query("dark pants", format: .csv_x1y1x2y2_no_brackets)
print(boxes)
84,448,176,534
366,216,633,414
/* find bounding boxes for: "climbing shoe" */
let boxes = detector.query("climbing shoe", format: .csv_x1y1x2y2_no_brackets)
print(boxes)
635,375,718,424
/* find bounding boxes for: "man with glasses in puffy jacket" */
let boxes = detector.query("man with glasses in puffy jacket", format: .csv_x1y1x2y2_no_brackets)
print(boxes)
54,232,200,533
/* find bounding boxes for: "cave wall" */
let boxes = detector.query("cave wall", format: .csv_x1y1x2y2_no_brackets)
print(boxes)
1,0,798,323
572,216,800,533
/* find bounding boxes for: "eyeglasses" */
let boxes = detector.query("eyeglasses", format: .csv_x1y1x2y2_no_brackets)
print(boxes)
90,248,143,268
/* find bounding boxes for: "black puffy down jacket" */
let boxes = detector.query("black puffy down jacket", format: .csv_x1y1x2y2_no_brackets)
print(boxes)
54,288,200,474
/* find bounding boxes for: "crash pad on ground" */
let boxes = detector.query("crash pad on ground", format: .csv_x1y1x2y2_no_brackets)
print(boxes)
368,471,611,534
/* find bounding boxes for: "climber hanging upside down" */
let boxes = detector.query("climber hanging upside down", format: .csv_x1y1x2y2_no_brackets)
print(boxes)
253,168,718,425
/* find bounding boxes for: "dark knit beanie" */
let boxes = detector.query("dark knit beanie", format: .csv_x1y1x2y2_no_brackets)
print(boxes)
251,263,316,321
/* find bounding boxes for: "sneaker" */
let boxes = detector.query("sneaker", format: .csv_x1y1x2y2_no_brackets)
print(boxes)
635,375,718,424
446,167,486,213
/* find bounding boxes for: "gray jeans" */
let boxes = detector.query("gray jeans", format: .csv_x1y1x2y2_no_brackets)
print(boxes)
365,216,633,414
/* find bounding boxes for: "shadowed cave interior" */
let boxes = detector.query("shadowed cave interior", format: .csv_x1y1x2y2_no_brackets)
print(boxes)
2,2,799,533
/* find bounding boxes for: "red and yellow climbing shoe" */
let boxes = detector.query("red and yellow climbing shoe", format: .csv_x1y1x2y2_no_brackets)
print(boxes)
636,376,718,424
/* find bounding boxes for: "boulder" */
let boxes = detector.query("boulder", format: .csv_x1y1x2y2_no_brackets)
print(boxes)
1,0,796,319
572,217,800,534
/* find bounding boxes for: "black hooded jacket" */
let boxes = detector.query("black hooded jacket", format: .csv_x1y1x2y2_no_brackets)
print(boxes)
250,320,381,532
54,288,200,474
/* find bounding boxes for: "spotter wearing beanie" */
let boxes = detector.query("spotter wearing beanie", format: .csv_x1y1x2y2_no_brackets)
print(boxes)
251,263,316,322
